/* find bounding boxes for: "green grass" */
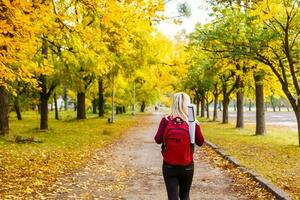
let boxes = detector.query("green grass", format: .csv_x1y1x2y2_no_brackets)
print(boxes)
199,119,300,199
0,110,139,197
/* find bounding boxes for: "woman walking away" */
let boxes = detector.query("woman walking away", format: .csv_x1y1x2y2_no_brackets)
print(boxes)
154,92,205,200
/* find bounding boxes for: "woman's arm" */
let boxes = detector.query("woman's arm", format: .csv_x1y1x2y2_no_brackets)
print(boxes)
195,123,205,146
154,117,168,144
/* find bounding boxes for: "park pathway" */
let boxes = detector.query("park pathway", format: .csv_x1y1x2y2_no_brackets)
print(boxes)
47,114,259,199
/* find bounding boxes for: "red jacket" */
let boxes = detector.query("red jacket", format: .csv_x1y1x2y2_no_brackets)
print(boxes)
154,116,205,146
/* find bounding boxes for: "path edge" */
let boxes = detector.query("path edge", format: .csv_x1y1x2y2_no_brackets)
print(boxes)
205,140,292,200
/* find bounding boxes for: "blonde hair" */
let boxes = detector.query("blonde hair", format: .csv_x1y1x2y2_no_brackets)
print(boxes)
170,92,191,122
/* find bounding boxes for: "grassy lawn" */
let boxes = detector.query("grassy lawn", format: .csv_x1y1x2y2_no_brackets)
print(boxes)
0,110,139,198
199,119,300,199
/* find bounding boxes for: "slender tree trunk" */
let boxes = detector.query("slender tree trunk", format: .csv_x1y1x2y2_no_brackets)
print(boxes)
98,77,104,117
40,92,49,130
213,83,218,121
111,75,115,123
236,89,244,128
236,91,244,128
218,102,222,111
213,98,218,121
270,95,276,112
222,97,229,124
13,97,22,120
233,101,236,111
132,80,136,116
92,99,97,114
222,82,229,124
54,93,59,120
39,38,50,130
249,99,252,111
295,105,300,146
77,92,86,119
63,87,68,111
200,97,205,117
141,101,146,112
196,96,200,116
122,106,126,113
254,74,266,135
206,100,210,119
0,86,9,135
74,102,77,111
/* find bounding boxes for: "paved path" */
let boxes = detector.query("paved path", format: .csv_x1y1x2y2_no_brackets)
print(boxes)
47,114,251,199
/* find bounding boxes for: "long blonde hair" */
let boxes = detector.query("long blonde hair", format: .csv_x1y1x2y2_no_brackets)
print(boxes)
170,92,191,122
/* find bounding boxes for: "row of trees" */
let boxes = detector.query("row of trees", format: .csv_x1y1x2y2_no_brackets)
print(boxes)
0,0,188,135
182,0,300,145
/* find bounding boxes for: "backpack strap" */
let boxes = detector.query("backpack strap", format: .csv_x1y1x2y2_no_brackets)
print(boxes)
164,115,172,121
162,118,171,143
162,117,173,152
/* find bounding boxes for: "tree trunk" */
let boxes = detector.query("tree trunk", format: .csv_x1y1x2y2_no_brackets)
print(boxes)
213,98,218,121
116,106,120,114
236,91,244,128
54,93,59,120
122,106,126,113
92,99,97,114
141,101,146,112
206,100,210,119
132,80,136,116
74,102,77,111
13,97,22,120
254,74,266,135
236,90,244,128
39,38,50,130
213,84,219,121
295,105,300,146
98,77,104,117
233,101,236,111
40,92,49,130
196,96,200,116
63,87,68,111
222,82,229,124
200,97,205,117
218,102,222,111
77,92,86,119
222,97,229,124
249,99,252,111
270,95,276,112
111,75,115,123
0,86,9,135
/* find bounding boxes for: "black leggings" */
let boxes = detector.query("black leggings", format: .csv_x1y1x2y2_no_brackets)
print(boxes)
162,162,194,200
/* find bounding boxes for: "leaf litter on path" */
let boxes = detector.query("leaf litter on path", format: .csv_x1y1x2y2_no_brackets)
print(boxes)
44,115,277,200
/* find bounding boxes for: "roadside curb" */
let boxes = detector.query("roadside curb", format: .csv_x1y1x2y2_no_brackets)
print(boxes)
204,140,292,200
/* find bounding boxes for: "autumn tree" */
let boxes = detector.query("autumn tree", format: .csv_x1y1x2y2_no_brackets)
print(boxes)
225,0,300,142
0,1,40,134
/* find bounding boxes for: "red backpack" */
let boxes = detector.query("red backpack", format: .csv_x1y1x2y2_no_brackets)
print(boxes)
162,116,192,166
